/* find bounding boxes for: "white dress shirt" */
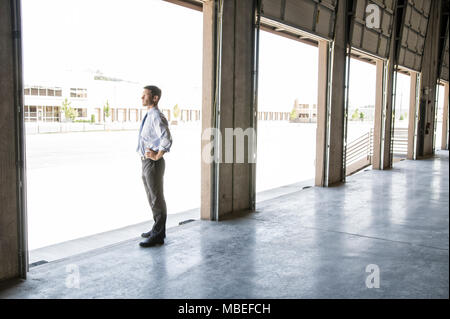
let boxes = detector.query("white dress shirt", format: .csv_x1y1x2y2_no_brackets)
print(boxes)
137,107,172,156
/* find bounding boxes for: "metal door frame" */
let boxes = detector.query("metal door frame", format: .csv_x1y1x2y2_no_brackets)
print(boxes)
11,0,28,279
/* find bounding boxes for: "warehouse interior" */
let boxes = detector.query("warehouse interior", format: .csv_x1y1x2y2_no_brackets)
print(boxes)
0,0,448,298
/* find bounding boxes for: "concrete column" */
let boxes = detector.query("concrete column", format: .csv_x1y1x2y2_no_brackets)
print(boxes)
201,0,216,220
201,0,255,220
315,40,329,186
375,17,398,169
0,0,22,281
326,0,348,185
441,82,449,150
407,72,419,159
372,60,385,170
373,2,399,169
382,65,396,169
315,0,349,186
418,0,442,157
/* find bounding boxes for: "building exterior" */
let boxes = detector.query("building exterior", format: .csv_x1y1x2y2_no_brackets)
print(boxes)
289,99,317,122
24,71,294,125
23,71,146,123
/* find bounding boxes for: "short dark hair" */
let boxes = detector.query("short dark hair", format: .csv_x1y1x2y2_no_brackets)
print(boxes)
144,85,162,100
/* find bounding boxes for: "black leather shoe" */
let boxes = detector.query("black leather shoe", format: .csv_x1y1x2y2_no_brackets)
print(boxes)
139,237,164,247
141,231,166,239
141,231,152,238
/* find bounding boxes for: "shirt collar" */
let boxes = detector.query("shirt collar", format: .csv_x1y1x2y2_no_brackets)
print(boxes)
146,106,159,113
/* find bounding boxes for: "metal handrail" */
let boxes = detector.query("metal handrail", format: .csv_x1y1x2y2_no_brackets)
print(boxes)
346,129,373,166
392,127,408,155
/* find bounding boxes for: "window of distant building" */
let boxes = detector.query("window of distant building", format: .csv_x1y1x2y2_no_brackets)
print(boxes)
24,105,61,122
24,86,63,97
75,108,87,117
70,88,87,99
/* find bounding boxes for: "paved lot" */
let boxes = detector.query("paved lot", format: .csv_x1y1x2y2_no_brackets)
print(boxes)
25,120,433,249
26,121,317,249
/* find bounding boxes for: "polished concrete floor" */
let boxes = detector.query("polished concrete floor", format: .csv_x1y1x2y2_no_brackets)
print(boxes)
1,151,448,298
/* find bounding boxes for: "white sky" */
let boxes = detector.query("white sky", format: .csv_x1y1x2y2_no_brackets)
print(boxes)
22,0,391,112
258,31,318,111
22,0,203,109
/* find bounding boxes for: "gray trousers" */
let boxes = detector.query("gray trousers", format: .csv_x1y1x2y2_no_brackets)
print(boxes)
141,157,167,239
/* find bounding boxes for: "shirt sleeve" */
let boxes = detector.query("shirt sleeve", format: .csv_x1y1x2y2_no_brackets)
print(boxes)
154,112,172,152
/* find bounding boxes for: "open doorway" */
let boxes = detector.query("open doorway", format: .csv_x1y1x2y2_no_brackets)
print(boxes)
256,29,318,201
434,83,447,150
392,71,411,161
22,0,203,265
345,56,376,175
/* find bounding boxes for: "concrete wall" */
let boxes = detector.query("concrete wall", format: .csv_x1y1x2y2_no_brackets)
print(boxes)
201,0,255,220
419,0,442,157
326,0,348,185
382,2,399,170
371,1,399,170
0,0,20,281
201,0,215,220
315,40,328,187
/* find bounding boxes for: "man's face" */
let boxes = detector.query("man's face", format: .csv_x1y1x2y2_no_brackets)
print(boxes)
141,89,159,107
142,89,152,107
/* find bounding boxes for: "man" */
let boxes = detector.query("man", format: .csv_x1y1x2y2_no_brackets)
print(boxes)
137,85,172,247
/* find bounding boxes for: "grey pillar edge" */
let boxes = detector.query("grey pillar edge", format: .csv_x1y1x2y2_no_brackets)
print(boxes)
12,0,28,278
249,0,261,210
